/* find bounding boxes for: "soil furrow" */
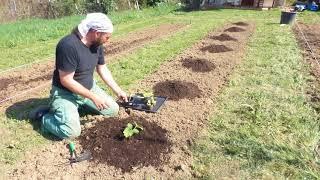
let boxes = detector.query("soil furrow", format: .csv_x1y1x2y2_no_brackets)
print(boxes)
293,23,320,114
0,23,186,103
8,22,255,179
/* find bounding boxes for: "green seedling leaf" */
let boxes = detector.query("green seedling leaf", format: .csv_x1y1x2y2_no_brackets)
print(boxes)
132,128,140,134
123,122,144,138
127,123,133,129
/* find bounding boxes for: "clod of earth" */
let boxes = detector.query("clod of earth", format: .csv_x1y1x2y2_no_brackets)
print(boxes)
224,26,246,32
153,80,202,101
200,44,233,53
209,33,238,42
233,22,249,26
79,116,171,172
181,57,216,72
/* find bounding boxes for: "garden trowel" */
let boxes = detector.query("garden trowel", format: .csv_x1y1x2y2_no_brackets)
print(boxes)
68,142,92,165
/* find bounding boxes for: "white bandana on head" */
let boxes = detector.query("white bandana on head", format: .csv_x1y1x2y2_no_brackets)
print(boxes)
78,13,113,37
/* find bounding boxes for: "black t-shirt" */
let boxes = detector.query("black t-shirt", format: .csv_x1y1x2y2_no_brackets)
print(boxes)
52,33,105,91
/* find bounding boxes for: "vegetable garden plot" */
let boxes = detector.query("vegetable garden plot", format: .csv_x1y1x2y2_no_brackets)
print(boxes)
293,23,320,112
8,22,255,179
0,23,186,104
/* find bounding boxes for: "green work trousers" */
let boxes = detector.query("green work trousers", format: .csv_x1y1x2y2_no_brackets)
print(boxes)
42,83,119,139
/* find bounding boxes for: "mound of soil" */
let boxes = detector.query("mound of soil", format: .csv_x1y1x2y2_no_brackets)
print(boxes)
153,80,202,100
224,27,246,32
79,116,171,172
181,57,216,72
200,44,233,53
209,33,238,42
233,22,249,26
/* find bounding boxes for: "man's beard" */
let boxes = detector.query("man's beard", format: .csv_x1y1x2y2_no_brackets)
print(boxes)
91,39,103,48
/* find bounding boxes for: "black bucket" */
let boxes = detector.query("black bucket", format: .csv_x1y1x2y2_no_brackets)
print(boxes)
280,11,297,25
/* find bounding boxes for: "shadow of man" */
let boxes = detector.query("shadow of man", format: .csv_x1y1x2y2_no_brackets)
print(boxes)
5,98,60,141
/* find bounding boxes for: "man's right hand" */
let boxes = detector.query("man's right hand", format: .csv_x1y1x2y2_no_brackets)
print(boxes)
91,94,109,110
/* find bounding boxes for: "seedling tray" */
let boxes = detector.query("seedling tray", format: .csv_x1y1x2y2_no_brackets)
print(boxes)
119,96,167,113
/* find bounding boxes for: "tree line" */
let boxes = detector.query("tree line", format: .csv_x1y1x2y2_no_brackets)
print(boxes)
0,0,172,22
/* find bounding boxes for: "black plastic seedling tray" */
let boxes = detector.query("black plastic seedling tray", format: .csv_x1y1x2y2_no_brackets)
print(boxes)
119,96,167,113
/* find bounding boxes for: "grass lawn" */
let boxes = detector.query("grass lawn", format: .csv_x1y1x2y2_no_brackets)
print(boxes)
1,6,320,178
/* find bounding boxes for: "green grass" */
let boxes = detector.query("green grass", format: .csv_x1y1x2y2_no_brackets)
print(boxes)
193,11,320,179
296,11,320,24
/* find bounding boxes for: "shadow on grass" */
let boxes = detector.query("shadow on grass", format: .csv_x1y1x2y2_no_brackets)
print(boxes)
5,98,60,141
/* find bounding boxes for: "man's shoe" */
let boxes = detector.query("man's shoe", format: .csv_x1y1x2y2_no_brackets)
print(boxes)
29,105,50,121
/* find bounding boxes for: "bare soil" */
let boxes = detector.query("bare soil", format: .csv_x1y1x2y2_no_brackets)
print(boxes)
153,80,202,101
293,23,320,113
200,44,233,53
6,22,255,179
181,57,216,72
293,23,320,79
224,26,246,32
79,116,171,172
209,33,238,41
0,23,186,103
233,22,249,26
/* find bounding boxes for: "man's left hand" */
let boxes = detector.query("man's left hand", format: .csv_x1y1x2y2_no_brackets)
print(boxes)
117,90,128,102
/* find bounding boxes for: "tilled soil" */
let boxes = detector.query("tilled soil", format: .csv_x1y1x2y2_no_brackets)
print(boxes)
293,23,320,79
224,26,246,32
293,23,320,113
181,57,216,72
0,23,186,103
79,116,171,172
209,33,238,41
233,22,249,26
153,80,202,101
200,44,233,53
7,22,255,179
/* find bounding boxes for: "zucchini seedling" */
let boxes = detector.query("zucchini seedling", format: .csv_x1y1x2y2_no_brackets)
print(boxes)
142,92,157,109
123,122,144,138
